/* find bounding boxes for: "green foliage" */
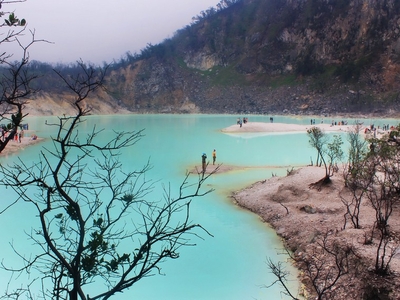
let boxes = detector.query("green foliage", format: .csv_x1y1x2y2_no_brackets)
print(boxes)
88,231,107,252
4,12,26,26
267,74,297,89
266,22,284,41
205,64,248,86
140,43,168,60
233,1,257,37
93,216,104,228
65,204,79,221
121,194,133,202
309,65,336,93
295,49,325,76
326,134,344,173
346,124,368,172
350,126,400,275
299,0,350,30
307,127,343,178
303,0,318,21
11,112,22,126
328,135,343,156
81,254,96,273
389,126,400,140
334,53,376,83
81,219,131,276
106,253,130,272
307,126,326,145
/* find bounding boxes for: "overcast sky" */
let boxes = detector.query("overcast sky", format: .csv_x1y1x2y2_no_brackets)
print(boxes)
5,0,219,65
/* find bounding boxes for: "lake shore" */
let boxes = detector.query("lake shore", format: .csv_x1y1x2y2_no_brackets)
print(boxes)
219,120,400,298
221,121,387,135
0,136,44,157
231,166,400,299
4,118,400,298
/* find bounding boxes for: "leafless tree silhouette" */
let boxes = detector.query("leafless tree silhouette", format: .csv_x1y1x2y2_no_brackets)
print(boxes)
0,2,48,153
0,62,218,299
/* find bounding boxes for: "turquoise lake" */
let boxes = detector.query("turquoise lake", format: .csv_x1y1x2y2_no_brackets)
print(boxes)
0,114,397,299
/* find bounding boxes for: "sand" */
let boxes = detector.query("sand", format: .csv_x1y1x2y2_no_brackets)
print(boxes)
219,121,400,299
0,135,44,157
232,166,400,299
221,121,366,134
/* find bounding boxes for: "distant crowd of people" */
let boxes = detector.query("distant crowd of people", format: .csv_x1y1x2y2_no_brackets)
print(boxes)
0,123,37,143
364,123,396,138
0,127,24,143
330,120,348,126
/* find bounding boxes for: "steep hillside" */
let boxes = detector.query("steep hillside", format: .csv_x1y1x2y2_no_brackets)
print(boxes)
25,91,131,117
103,0,400,117
26,0,400,117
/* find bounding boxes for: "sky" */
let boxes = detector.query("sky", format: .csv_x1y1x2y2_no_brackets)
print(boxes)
4,0,219,65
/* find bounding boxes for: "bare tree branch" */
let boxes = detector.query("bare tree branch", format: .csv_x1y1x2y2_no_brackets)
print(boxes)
0,62,217,299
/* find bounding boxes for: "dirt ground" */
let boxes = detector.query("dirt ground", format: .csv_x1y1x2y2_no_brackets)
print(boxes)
0,135,44,158
232,166,400,300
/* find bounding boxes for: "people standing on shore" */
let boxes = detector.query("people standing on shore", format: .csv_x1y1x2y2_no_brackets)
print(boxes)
212,149,216,165
201,153,207,173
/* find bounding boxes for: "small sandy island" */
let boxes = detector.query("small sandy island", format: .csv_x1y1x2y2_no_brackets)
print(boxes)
221,121,360,134
232,166,400,299
190,163,260,175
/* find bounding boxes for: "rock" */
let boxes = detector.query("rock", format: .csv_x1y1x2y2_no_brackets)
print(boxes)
300,205,316,214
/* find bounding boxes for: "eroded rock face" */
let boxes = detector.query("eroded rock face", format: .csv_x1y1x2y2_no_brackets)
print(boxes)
98,0,400,116
19,1,400,116
184,52,221,71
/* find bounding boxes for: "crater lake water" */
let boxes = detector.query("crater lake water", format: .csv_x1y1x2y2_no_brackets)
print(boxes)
0,114,397,299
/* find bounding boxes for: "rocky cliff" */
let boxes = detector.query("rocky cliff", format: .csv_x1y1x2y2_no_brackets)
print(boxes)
33,0,400,117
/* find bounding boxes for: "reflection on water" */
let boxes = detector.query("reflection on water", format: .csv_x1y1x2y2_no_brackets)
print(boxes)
0,114,397,299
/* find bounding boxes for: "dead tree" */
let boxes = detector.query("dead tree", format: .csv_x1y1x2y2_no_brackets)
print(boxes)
0,5,47,153
0,62,218,299
340,124,369,229
266,231,362,300
341,160,370,229
265,258,300,300
300,232,361,300
364,138,400,275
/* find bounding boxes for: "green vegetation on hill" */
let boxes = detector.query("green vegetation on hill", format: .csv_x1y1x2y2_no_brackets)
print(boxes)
10,0,400,116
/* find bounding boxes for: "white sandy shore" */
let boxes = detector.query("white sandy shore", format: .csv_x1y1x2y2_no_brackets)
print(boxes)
221,121,363,134
232,166,400,299
0,136,44,157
